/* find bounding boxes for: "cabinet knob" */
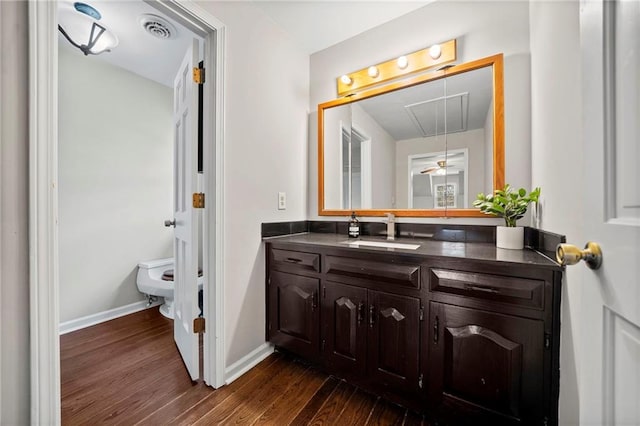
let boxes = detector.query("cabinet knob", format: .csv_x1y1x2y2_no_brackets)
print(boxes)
556,242,602,270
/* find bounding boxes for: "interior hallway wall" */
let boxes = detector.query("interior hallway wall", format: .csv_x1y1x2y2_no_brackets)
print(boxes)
309,0,531,222
0,2,30,423
196,1,310,367
529,1,582,424
58,47,174,323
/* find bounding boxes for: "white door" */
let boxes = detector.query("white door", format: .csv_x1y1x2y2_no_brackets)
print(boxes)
172,38,201,381
580,1,640,424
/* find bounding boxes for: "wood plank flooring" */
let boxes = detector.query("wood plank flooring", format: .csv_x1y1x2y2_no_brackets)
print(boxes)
61,307,428,425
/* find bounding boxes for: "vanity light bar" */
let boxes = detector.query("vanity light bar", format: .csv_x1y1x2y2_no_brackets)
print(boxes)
336,39,457,97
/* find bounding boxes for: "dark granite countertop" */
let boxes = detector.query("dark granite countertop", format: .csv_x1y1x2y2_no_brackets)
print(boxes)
263,232,562,271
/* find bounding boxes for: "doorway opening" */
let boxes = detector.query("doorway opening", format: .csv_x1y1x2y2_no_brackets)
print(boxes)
29,1,226,423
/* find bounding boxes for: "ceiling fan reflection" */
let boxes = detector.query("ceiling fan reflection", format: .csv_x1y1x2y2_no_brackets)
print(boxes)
420,160,451,175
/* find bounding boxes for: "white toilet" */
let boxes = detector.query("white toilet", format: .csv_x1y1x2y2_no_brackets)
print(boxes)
136,258,204,319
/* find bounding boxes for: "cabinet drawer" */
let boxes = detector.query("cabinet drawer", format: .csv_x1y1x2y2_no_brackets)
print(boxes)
325,255,420,289
429,268,544,310
271,248,320,273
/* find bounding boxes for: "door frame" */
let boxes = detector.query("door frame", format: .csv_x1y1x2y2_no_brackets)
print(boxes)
28,1,226,423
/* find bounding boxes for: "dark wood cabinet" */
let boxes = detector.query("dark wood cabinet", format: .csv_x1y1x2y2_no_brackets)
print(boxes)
368,290,421,391
428,302,544,424
265,238,562,425
268,270,320,360
322,282,421,392
322,281,367,375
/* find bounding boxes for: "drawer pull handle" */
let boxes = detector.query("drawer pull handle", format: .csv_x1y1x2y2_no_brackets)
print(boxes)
465,284,500,294
285,257,303,263
357,302,365,325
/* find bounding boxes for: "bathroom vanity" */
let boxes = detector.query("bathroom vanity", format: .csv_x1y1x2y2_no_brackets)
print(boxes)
263,224,563,425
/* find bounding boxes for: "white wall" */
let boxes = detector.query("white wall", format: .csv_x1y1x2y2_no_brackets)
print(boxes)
0,2,309,421
0,2,30,423
309,0,531,221
196,1,310,366
530,1,582,424
58,47,174,322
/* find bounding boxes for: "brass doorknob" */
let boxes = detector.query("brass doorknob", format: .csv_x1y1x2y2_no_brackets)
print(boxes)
556,242,602,270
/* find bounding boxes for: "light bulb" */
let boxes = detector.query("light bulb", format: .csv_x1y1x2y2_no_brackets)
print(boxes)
397,56,408,69
367,66,379,78
340,75,353,85
429,44,442,59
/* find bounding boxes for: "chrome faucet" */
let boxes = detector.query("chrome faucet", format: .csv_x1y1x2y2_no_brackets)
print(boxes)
384,213,395,240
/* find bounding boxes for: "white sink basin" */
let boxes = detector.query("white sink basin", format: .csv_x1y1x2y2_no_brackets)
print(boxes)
342,240,421,250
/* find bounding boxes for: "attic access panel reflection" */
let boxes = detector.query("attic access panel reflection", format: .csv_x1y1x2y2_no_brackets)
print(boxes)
405,92,469,137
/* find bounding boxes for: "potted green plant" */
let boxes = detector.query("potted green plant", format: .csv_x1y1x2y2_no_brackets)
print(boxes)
473,184,541,249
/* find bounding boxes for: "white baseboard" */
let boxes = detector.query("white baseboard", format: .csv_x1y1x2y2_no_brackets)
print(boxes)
59,299,162,335
224,342,274,384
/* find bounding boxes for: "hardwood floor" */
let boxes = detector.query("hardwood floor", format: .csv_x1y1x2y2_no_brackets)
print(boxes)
61,307,428,425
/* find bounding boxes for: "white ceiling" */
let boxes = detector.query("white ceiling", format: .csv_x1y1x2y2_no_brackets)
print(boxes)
57,1,432,87
58,0,200,87
250,1,432,54
357,65,493,140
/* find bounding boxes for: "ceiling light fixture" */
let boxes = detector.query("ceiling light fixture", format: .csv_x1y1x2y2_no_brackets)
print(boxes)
340,75,353,85
58,2,118,56
397,56,409,69
336,39,457,97
429,44,442,59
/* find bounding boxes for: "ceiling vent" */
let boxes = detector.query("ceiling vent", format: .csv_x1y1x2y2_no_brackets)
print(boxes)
139,14,176,40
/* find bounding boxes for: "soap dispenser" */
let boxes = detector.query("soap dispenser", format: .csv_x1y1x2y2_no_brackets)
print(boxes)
348,212,360,238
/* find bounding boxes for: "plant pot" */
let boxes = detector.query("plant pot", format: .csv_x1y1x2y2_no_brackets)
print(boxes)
496,226,524,250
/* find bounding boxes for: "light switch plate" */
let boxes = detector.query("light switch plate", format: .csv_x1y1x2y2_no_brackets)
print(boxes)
278,192,286,210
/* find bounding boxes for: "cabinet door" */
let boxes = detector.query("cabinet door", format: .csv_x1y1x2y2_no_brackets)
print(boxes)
368,291,420,391
322,282,367,376
428,302,544,424
268,271,320,359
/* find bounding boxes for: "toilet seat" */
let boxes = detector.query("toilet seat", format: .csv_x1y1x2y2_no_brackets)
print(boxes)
161,268,204,281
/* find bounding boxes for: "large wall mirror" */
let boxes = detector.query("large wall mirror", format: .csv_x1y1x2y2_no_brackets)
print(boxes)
318,54,504,217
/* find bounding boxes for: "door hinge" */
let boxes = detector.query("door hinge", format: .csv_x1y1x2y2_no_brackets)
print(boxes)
193,193,205,208
544,332,551,350
419,307,424,321
193,317,205,333
193,67,205,84
268,277,271,286
418,373,424,389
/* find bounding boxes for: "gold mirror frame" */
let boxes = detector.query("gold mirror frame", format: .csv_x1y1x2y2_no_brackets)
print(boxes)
318,54,504,217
